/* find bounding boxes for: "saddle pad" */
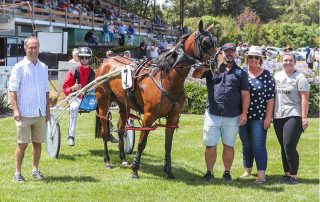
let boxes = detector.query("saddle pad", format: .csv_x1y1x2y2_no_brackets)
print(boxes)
121,65,133,90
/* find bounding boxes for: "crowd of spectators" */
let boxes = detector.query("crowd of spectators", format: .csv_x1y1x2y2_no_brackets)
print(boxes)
8,0,182,47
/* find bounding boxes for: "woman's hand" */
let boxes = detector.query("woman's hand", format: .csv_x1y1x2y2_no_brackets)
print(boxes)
264,118,272,130
302,118,308,130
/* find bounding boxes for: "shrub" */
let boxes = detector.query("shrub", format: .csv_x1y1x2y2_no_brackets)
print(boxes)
0,94,12,116
309,83,320,116
184,82,207,115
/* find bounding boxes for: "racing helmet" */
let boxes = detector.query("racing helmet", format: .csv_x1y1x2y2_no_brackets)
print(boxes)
78,47,92,57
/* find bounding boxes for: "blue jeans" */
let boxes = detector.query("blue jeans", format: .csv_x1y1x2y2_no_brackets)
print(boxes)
239,120,267,171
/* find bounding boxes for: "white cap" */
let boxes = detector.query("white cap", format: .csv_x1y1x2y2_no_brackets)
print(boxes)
247,46,262,56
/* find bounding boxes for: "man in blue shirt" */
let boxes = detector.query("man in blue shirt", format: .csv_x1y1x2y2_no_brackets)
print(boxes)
118,22,127,46
202,43,250,181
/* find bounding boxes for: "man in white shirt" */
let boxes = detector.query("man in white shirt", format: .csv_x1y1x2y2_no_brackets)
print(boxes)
8,36,50,183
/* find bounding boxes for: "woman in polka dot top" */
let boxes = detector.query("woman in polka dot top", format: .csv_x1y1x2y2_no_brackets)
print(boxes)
239,46,275,183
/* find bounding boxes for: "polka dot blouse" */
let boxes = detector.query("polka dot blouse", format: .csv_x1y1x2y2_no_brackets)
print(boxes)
248,69,275,120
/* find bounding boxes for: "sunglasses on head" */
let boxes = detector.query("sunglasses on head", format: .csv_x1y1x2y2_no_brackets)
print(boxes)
79,56,90,60
248,55,260,60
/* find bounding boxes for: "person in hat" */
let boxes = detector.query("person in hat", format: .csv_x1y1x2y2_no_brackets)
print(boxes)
63,47,95,146
123,50,131,59
201,42,250,182
238,46,275,183
103,50,113,62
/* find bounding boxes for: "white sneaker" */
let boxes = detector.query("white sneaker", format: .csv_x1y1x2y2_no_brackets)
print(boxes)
68,137,75,146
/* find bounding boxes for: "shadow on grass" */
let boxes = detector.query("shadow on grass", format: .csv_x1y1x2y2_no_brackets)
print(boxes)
70,149,319,191
44,175,99,183
57,153,88,161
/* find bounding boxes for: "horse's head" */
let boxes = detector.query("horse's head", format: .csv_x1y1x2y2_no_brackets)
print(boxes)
157,20,217,76
180,20,219,78
181,20,217,67
193,20,217,64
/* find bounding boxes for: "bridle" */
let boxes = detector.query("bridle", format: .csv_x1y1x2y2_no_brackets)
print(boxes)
172,30,217,70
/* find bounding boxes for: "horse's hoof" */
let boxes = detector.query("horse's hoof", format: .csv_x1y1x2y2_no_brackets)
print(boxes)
105,163,112,170
132,172,139,179
121,161,129,166
167,173,176,180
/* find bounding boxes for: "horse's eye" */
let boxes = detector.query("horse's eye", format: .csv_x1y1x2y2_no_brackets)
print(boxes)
202,38,211,48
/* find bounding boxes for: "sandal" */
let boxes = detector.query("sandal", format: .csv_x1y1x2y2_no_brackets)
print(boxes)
254,178,267,184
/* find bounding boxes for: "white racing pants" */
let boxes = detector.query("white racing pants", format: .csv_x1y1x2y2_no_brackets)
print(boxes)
68,97,82,138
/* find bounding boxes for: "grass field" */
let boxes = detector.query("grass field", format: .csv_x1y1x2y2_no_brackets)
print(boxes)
0,113,319,201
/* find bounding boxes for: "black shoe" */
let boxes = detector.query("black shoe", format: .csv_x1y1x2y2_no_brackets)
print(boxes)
203,171,214,181
222,171,232,181
280,175,291,183
284,177,298,185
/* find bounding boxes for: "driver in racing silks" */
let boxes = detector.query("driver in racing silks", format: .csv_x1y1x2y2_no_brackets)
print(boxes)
63,47,117,146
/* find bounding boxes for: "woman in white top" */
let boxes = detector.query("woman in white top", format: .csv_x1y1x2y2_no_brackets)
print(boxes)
273,51,310,185
147,41,159,60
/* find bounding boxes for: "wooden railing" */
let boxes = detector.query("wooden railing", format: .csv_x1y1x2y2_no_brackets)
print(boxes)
1,2,179,37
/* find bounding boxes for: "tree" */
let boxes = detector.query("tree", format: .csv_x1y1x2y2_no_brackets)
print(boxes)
236,7,261,30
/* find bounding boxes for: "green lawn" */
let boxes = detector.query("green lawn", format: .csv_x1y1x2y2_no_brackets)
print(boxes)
0,113,319,201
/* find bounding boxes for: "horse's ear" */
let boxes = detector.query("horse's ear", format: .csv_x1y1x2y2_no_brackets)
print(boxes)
207,24,214,32
198,20,204,32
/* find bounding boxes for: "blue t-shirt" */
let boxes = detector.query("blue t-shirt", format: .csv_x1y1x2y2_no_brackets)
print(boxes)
247,69,275,120
204,64,249,117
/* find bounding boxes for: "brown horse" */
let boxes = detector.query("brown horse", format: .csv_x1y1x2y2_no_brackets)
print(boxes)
95,20,217,179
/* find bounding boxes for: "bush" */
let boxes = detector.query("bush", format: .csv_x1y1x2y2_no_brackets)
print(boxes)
184,82,207,115
309,84,320,116
0,94,12,116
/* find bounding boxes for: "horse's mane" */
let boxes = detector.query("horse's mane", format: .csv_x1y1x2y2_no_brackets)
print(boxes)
156,34,191,70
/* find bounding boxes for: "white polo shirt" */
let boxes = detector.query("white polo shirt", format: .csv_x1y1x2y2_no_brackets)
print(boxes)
8,57,49,117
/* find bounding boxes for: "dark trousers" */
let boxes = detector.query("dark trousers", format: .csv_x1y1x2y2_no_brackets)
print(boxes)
118,33,125,46
273,116,303,175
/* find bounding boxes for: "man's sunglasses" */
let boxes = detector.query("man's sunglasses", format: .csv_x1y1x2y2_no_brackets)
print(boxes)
79,57,90,60
248,55,260,60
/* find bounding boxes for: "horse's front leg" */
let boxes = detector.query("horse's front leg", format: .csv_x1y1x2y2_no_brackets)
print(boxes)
164,114,180,179
132,112,155,179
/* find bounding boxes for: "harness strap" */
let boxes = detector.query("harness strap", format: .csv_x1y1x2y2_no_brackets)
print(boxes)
96,111,179,131
126,124,179,131
148,73,184,106
96,112,111,120
126,90,144,114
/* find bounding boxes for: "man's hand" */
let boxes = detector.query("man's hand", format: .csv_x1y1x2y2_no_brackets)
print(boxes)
191,67,209,78
71,83,81,91
239,113,247,126
13,109,21,122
